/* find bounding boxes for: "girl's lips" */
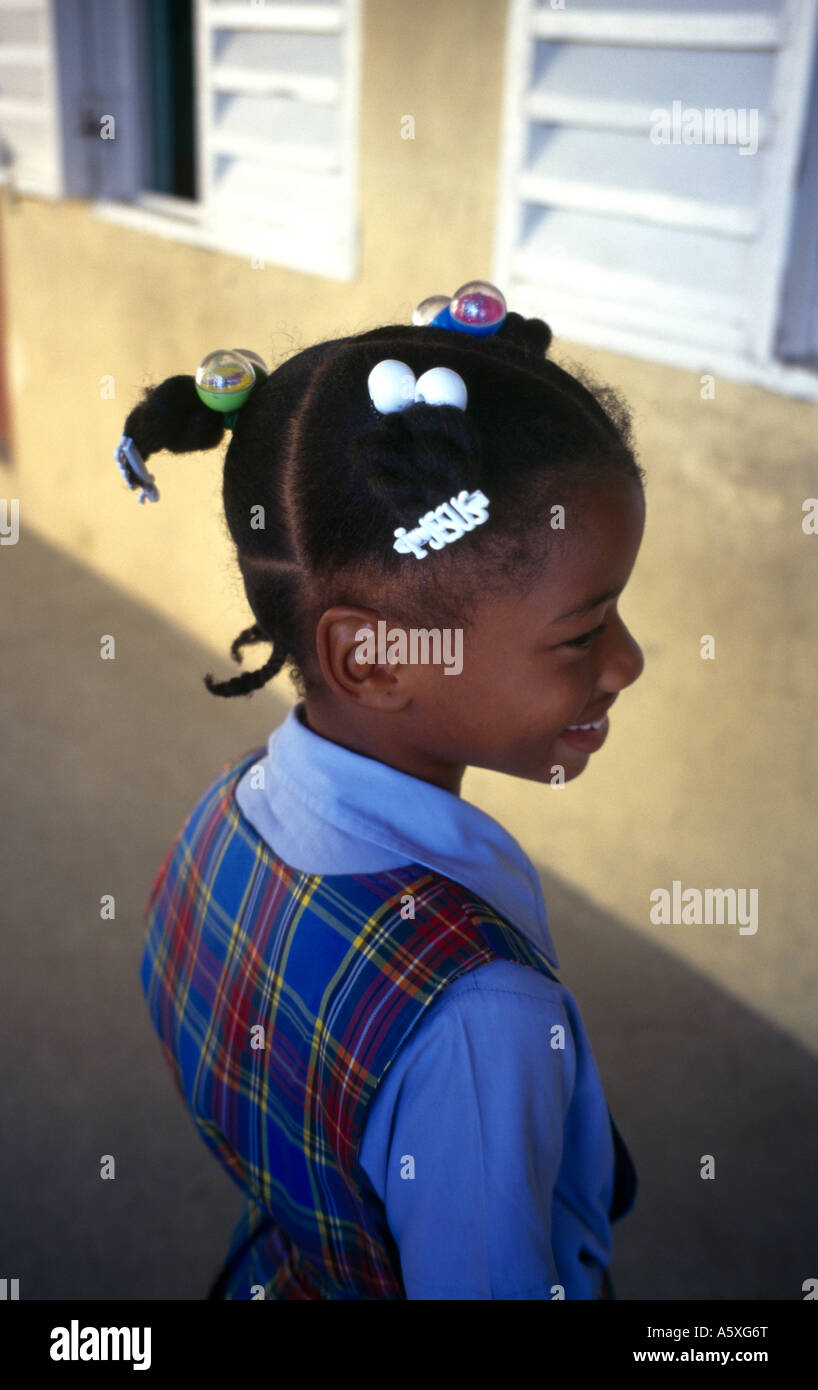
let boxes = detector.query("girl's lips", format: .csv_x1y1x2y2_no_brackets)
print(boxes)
557,714,610,753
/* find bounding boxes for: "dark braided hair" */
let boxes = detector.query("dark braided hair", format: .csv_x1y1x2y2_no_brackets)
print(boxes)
118,310,644,699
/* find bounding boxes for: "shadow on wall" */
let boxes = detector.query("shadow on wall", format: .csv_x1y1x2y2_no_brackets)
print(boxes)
0,529,814,1300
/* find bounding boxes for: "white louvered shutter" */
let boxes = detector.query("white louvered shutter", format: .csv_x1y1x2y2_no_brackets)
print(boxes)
195,0,360,280
0,0,62,197
494,0,818,375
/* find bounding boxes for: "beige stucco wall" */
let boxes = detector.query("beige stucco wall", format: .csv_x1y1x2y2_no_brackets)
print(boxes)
1,0,816,1053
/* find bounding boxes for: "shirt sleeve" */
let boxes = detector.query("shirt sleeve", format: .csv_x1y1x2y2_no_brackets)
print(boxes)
358,958,578,1300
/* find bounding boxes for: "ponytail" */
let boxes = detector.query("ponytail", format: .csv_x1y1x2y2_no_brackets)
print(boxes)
119,375,225,491
350,403,484,531
117,374,294,699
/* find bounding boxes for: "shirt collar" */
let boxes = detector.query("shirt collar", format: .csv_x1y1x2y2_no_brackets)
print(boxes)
234,701,559,971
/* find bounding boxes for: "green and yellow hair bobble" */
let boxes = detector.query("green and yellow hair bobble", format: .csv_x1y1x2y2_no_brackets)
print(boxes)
194,348,269,429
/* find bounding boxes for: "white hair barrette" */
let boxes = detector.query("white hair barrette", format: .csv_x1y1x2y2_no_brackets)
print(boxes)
393,490,490,559
367,359,489,559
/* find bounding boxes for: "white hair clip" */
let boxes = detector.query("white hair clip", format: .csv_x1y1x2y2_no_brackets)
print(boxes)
393,489,490,559
367,359,468,414
113,434,159,504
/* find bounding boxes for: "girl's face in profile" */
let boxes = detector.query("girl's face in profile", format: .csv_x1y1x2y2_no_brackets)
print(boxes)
401,475,646,790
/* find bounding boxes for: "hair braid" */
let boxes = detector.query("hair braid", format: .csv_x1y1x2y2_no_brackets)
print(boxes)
203,644,286,698
229,623,266,662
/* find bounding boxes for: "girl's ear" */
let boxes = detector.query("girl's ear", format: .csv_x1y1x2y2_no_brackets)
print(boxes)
314,607,414,711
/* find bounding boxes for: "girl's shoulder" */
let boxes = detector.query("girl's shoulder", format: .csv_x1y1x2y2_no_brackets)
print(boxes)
152,749,562,997
442,955,565,1004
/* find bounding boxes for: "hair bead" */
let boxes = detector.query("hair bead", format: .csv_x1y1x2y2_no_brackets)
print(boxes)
413,367,468,410
367,359,417,414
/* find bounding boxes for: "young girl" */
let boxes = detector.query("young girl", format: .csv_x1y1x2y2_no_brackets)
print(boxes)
115,282,644,1301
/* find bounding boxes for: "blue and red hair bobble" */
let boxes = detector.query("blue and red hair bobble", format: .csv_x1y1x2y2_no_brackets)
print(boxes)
411,280,507,337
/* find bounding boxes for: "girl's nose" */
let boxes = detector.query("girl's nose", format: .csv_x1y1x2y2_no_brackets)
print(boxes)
600,618,644,693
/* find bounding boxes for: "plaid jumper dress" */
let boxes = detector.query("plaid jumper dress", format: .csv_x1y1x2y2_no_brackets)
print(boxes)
142,748,637,1300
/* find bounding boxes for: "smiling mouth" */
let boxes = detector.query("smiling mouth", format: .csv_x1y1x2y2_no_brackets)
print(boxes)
558,714,610,753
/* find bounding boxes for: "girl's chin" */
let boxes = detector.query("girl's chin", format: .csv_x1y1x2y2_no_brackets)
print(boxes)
535,752,588,786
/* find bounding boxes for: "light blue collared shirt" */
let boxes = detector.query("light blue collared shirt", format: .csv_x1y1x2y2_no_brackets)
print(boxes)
236,702,617,1299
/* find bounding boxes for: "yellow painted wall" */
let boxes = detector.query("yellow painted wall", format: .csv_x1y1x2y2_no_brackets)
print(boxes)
1,0,816,1053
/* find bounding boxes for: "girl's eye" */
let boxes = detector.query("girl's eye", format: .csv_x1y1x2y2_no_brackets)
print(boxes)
563,623,606,649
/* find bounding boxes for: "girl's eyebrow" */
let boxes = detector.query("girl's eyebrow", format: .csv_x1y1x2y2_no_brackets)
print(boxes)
552,586,623,624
